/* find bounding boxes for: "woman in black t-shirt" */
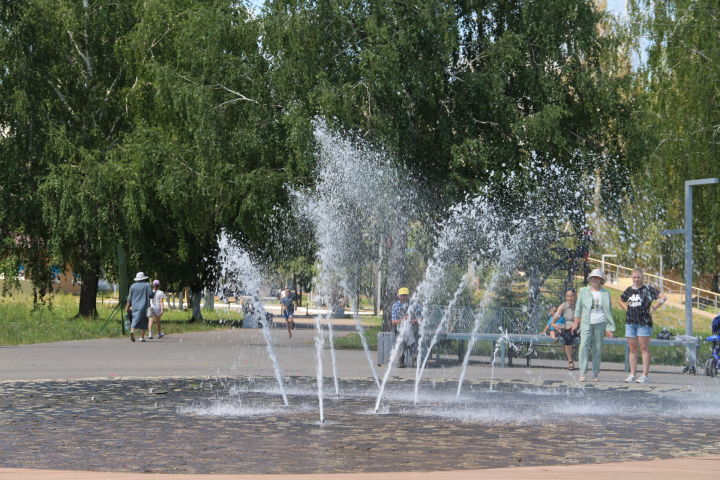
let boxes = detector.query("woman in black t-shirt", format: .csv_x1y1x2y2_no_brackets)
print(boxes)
619,268,667,384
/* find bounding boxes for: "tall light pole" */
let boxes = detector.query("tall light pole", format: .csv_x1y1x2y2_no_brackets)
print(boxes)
661,177,719,371
600,254,616,277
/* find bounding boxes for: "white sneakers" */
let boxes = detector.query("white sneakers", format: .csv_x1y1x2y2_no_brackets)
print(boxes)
625,374,649,383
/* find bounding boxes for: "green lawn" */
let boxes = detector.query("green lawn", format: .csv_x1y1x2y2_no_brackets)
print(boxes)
0,294,241,346
333,316,382,350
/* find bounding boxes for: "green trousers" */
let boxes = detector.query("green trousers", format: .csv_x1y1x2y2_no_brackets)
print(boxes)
579,322,606,377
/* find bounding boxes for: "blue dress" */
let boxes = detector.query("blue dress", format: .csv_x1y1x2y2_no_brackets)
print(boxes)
128,281,154,330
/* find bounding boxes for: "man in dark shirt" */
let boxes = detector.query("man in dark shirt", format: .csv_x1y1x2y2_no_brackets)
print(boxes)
280,288,295,338
619,268,667,384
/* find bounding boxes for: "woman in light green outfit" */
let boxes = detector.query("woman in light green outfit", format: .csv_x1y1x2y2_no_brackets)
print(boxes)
574,269,615,382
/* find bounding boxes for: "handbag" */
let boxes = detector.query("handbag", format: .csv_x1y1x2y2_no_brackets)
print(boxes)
146,287,154,317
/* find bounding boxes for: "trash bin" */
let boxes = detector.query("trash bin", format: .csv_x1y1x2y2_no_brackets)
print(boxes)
377,332,396,366
243,312,260,328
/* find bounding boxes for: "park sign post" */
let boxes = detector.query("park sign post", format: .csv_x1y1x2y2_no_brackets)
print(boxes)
117,243,129,335
661,177,719,372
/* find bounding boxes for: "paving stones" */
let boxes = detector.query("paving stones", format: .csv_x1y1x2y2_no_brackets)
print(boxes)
0,376,718,474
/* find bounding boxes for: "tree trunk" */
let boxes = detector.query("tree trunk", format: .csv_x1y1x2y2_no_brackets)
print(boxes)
78,267,99,317
189,288,203,322
203,287,214,311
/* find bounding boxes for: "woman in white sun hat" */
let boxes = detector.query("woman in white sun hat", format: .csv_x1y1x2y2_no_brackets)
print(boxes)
574,269,615,382
125,272,155,342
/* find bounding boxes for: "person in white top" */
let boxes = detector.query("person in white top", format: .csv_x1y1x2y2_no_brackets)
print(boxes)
148,279,165,339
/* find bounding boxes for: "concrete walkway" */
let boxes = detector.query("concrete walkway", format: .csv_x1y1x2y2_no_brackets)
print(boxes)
1,456,719,479
0,328,714,386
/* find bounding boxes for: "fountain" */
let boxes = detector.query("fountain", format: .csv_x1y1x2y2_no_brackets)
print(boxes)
213,121,603,420
216,233,289,406
4,123,720,477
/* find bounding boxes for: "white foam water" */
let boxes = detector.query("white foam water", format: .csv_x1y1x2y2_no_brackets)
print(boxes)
216,232,288,406
313,315,325,423
178,402,313,418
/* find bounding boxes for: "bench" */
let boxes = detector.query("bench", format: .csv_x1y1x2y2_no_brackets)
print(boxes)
377,332,700,372
444,333,700,371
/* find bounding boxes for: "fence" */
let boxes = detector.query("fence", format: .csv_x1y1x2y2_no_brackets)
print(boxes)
587,257,720,311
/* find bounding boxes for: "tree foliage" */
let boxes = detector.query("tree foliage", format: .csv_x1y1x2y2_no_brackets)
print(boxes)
0,0,646,317
625,0,720,275
0,0,137,313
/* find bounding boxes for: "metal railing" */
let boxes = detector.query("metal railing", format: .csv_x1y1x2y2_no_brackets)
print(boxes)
587,257,720,311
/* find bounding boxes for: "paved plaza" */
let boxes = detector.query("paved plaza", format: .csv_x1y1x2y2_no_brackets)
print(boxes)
1,326,719,478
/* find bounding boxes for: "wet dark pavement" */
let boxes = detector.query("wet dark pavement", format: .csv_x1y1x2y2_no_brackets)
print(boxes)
1,376,718,475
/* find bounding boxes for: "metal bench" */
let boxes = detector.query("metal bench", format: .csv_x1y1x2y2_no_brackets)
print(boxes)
378,331,700,372
442,333,699,371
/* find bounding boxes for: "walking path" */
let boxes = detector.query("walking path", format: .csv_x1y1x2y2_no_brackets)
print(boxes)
2,456,719,480
588,257,718,319
605,276,716,319
0,328,709,385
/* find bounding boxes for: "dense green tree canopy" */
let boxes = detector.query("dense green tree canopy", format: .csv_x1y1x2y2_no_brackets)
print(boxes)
625,0,720,275
263,0,632,205
4,0,717,318
0,0,137,312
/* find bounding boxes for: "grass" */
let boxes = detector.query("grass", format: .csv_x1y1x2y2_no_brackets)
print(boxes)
0,293,241,346
333,316,382,350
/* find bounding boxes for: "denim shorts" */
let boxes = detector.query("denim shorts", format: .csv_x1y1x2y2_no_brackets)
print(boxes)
626,323,652,337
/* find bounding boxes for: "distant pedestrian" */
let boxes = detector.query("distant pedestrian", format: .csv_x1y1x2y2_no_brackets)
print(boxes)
148,279,165,340
125,272,155,343
574,269,615,382
553,289,579,371
281,288,295,338
619,268,667,384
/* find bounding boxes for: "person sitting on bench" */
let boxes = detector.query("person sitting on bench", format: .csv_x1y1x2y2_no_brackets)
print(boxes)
540,305,559,340
552,289,579,370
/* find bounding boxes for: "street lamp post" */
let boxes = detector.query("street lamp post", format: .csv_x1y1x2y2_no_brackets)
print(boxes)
661,177,719,372
601,254,617,283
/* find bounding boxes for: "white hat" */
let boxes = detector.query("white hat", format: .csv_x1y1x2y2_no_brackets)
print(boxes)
588,268,606,284
133,272,149,282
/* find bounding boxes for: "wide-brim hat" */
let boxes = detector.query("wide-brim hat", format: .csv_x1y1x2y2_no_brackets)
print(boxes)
588,268,606,284
133,271,149,282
